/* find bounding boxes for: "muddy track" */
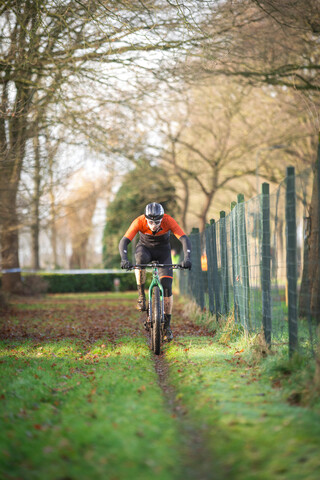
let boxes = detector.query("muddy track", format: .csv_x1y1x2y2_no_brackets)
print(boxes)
140,300,218,479
153,345,218,480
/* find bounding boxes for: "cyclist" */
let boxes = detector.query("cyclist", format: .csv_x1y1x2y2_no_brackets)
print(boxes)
119,202,192,341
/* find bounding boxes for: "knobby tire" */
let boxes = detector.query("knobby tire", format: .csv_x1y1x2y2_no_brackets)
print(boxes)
152,286,161,355
150,303,154,351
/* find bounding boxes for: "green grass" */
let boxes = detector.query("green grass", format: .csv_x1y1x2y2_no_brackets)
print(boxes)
1,292,320,480
0,337,181,480
164,298,320,480
165,337,320,480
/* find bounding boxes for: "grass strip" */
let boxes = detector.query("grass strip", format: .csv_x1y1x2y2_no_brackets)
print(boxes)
0,337,180,480
165,337,320,480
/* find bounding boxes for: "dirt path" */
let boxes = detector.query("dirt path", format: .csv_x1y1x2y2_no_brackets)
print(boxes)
154,352,217,480
0,295,140,343
148,301,218,480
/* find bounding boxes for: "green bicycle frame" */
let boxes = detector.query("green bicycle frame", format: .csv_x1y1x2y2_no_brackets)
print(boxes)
148,266,164,321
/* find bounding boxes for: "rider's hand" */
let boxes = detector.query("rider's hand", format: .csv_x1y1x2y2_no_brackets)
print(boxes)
180,258,192,270
121,259,132,270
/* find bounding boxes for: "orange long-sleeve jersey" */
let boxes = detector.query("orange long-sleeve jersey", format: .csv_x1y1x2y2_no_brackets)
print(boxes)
124,214,186,247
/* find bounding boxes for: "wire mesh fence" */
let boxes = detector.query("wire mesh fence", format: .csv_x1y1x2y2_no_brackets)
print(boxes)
180,163,319,358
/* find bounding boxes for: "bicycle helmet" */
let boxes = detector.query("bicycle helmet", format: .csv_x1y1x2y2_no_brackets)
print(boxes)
145,203,164,221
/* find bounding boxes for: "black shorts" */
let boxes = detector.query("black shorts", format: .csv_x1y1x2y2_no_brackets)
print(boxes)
135,243,173,280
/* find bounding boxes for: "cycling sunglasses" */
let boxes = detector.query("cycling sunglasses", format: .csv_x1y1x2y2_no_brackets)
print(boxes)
147,219,162,226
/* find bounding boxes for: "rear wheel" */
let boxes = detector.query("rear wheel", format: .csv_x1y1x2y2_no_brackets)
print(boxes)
152,286,161,355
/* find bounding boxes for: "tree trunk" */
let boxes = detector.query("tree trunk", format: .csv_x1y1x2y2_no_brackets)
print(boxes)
50,204,58,269
179,175,189,232
199,193,214,232
69,234,88,269
169,139,190,231
299,135,320,322
31,133,41,270
68,193,97,269
47,136,59,269
308,137,320,322
0,188,23,292
0,94,28,292
298,225,311,318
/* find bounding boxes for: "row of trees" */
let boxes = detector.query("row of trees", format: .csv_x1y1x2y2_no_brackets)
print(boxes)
1,1,319,315
0,0,203,290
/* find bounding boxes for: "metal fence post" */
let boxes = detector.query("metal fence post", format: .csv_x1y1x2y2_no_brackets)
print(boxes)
205,223,215,314
210,219,221,321
261,183,271,347
220,211,229,315
230,201,240,323
317,134,320,322
286,166,298,357
237,194,251,330
189,228,197,305
190,228,205,310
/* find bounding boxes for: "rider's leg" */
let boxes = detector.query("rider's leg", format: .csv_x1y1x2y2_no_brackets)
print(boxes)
157,246,174,341
164,295,174,341
135,244,151,311
161,277,174,342
164,294,173,315
135,268,147,311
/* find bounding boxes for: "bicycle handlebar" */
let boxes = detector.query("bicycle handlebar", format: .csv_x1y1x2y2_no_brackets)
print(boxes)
129,263,184,269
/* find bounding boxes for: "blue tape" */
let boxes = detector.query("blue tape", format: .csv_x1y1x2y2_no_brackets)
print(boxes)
1,268,22,273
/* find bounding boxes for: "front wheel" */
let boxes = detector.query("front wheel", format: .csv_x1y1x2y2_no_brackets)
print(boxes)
151,286,161,355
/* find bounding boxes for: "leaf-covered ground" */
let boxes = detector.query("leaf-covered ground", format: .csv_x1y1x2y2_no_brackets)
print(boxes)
0,292,211,343
1,292,320,480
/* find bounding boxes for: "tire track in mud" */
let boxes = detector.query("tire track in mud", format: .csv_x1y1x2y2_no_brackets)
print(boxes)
147,301,218,480
154,352,217,480
128,300,218,478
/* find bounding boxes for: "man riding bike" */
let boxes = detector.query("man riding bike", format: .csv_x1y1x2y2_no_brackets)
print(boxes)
119,202,192,342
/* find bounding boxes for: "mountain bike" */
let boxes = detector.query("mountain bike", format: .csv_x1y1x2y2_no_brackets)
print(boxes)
130,262,183,355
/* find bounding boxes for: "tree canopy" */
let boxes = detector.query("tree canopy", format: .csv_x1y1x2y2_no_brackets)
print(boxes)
1,0,319,297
